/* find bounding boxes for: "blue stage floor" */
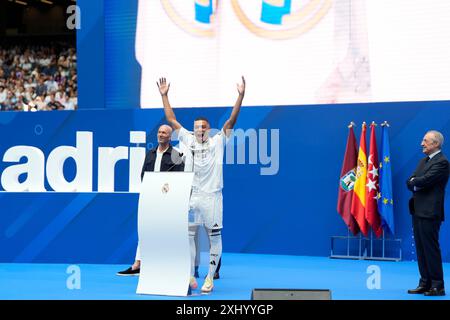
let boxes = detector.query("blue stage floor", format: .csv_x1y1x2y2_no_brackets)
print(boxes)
0,253,449,300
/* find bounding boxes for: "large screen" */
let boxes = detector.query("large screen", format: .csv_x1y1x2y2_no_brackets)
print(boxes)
135,0,450,108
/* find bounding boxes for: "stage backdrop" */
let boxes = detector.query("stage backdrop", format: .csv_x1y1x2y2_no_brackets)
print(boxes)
2,0,449,264
0,102,449,263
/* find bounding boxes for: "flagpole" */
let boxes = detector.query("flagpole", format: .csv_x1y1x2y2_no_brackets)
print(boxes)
347,229,350,257
370,229,373,258
381,120,391,260
358,233,362,259
370,122,374,259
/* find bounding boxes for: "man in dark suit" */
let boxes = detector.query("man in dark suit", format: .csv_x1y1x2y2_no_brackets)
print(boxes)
407,130,449,296
117,124,184,276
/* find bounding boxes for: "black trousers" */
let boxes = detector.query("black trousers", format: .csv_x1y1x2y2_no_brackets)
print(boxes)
412,216,444,289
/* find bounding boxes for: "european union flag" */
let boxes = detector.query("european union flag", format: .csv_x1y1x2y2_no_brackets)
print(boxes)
377,123,395,234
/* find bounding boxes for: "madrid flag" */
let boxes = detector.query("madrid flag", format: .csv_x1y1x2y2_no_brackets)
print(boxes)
365,123,383,237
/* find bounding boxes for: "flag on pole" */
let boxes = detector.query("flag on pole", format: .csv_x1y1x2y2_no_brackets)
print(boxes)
351,122,369,236
377,122,395,234
365,122,383,238
337,122,360,235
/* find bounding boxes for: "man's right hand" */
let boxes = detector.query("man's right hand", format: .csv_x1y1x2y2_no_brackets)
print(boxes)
157,77,170,96
157,77,182,130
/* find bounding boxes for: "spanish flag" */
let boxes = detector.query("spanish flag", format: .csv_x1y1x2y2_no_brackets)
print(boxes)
351,122,369,236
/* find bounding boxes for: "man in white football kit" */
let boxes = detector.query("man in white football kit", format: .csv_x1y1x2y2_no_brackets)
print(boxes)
157,76,246,293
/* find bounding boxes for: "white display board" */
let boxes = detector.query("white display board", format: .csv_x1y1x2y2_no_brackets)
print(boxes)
136,171,194,296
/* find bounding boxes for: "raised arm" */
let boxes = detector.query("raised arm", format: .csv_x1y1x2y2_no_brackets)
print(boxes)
157,77,182,130
222,76,246,137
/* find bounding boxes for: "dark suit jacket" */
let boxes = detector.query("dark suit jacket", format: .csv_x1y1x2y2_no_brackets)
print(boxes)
140,145,184,180
407,152,449,221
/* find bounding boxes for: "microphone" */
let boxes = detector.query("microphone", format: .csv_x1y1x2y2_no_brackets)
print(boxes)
167,152,184,171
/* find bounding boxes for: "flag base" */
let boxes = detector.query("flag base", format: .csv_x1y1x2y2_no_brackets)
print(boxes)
330,231,402,261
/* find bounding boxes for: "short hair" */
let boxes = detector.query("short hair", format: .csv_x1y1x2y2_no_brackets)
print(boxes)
194,116,210,124
427,130,444,148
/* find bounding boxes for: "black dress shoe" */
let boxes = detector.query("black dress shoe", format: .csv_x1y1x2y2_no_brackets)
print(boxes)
407,286,430,294
116,267,140,276
424,288,445,296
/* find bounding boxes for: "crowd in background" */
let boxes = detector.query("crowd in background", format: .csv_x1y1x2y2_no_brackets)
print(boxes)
0,42,77,111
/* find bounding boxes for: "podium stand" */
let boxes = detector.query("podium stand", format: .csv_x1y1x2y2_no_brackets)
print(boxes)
136,172,194,296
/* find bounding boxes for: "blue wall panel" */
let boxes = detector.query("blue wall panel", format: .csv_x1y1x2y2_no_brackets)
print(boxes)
1,102,449,263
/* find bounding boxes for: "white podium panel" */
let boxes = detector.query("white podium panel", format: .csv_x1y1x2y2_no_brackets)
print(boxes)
136,172,194,296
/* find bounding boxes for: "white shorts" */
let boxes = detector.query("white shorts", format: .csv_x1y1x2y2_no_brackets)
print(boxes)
188,190,223,229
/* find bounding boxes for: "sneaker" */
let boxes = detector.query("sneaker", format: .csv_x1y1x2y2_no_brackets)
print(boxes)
201,276,214,293
189,276,198,290
116,267,140,276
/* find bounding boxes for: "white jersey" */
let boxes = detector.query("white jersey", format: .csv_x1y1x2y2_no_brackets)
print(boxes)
178,127,228,193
